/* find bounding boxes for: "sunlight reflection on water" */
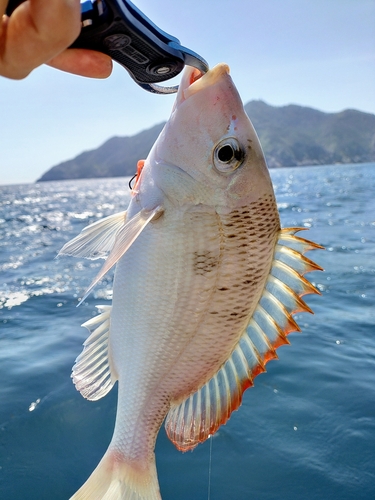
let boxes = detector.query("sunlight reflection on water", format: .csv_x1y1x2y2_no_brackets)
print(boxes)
0,165,374,500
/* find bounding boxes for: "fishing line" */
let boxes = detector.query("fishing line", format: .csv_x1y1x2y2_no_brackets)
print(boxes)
207,434,213,500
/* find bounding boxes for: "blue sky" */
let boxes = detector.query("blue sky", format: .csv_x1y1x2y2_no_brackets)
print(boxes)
0,0,374,185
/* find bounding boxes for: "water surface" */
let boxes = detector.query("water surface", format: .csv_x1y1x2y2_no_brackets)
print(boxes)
0,163,374,499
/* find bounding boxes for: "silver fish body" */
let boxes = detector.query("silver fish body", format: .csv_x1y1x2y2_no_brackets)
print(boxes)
60,64,322,499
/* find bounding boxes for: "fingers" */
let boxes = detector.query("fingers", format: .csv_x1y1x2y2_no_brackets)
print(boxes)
47,49,113,79
0,0,81,79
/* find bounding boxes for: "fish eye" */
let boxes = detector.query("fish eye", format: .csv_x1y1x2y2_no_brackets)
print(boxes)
213,138,244,174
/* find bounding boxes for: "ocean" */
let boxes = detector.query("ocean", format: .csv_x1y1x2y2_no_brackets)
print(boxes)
0,163,374,500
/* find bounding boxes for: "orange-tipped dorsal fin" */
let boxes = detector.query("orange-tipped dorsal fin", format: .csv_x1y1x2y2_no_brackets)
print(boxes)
165,228,323,452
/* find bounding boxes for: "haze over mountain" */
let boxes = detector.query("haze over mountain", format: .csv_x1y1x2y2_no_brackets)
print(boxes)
37,101,375,182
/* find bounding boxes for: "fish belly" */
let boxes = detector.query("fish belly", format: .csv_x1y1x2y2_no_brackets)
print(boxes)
108,195,279,461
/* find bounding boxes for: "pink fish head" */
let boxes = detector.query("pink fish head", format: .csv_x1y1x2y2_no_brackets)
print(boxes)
150,63,275,212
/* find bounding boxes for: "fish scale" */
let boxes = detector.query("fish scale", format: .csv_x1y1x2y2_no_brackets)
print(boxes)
165,199,280,405
109,208,223,459
59,63,323,500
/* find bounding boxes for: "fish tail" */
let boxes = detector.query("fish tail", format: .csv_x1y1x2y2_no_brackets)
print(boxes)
70,449,161,500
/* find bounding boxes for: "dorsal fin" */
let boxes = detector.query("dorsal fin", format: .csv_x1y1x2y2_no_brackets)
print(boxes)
165,228,323,452
72,305,116,401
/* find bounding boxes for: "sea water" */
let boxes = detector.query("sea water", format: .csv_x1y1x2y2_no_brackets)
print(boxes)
0,163,374,500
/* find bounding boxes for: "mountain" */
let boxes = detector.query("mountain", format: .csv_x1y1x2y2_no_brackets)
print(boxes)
37,123,165,182
244,101,375,167
37,102,375,182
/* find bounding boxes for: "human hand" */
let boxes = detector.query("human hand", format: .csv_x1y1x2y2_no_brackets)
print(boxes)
0,0,112,79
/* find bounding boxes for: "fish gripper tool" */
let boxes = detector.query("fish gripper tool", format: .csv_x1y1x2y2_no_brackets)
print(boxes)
6,0,209,94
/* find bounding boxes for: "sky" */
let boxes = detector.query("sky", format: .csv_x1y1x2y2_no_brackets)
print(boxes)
0,0,374,185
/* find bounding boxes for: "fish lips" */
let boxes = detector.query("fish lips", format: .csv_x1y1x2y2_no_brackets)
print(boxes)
174,63,232,108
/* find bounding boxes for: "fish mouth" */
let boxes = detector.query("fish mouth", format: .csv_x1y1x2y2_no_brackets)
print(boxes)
176,63,230,104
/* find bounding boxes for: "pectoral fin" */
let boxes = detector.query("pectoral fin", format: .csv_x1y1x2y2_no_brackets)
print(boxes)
58,211,127,260
78,206,163,305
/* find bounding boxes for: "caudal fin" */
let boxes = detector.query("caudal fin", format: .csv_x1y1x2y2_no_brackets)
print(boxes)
70,450,161,500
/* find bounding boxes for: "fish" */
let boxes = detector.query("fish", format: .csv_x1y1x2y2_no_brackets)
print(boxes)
59,63,323,500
